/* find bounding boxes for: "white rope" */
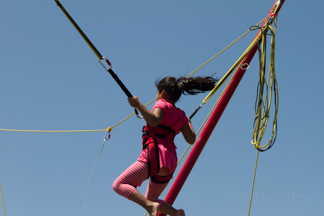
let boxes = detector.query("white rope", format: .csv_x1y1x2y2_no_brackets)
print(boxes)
75,132,110,216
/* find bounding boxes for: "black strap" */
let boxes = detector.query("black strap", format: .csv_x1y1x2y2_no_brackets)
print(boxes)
151,173,173,184
156,124,176,134
142,131,166,140
142,124,176,138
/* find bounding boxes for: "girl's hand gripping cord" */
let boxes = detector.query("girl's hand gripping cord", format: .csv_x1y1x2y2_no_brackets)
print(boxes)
127,96,141,108
127,96,163,127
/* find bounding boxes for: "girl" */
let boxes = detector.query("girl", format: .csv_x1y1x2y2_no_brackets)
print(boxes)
113,76,218,216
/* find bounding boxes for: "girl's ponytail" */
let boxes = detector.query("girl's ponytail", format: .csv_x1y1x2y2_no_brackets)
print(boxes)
156,75,218,103
176,76,217,95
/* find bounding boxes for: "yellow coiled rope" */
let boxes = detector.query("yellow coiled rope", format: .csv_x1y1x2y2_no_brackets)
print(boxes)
248,15,279,216
251,19,279,151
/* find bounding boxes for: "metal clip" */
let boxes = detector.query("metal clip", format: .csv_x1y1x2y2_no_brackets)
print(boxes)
99,57,112,71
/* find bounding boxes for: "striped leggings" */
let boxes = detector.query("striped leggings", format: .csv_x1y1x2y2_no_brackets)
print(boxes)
112,160,169,206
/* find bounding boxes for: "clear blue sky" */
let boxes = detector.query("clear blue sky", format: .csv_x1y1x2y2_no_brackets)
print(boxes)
1,0,323,216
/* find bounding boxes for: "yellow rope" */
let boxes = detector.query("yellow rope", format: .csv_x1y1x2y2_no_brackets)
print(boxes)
0,99,157,133
186,17,266,79
0,128,106,133
247,8,280,215
0,184,5,216
247,150,259,216
251,18,279,151
202,26,263,105
177,63,240,166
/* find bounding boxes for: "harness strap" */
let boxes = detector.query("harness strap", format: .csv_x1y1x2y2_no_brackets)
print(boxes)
142,131,166,140
143,136,160,177
142,124,176,137
151,173,174,184
142,124,176,184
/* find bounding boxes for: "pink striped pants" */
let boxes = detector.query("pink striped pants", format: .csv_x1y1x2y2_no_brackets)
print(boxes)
112,160,170,207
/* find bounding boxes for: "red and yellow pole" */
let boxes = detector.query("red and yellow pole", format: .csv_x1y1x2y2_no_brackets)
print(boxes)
158,1,285,215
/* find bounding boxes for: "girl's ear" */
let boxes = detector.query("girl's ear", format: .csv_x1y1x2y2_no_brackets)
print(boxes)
160,89,166,98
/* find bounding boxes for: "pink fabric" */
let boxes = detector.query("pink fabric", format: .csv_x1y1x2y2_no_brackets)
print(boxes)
112,161,148,199
112,161,170,207
138,99,188,174
153,99,188,133
113,99,189,206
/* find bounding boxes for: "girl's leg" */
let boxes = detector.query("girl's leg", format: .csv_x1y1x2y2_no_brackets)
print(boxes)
129,191,160,216
112,161,161,216
112,161,148,199
145,167,169,205
145,168,185,216
129,192,185,216
159,203,185,216
113,162,184,216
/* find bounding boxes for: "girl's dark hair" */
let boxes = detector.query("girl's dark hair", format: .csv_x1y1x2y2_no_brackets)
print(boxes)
155,76,218,102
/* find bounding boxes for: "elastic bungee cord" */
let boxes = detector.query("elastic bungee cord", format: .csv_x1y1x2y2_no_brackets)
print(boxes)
54,0,143,119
